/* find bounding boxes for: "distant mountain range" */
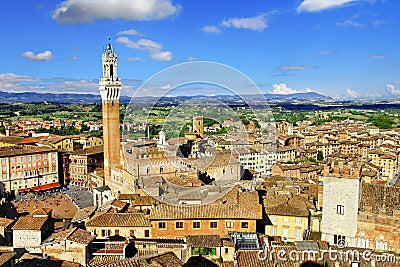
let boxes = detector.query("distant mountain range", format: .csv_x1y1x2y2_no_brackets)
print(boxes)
0,91,330,104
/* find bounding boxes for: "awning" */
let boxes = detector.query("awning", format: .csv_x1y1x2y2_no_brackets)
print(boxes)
17,188,31,193
31,182,62,192
49,182,61,188
31,186,41,192
40,184,53,190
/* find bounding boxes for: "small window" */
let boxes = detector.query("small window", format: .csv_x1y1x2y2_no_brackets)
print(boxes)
115,229,119,236
241,222,249,229
337,205,344,215
271,228,277,236
296,230,301,239
158,222,166,229
144,230,150,237
193,222,201,229
176,222,183,229
226,221,234,228
334,234,346,246
225,248,229,254
210,222,218,228
283,217,289,223
130,230,135,237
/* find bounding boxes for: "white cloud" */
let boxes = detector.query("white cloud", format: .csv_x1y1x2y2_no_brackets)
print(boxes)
201,25,221,34
278,65,317,72
269,83,320,95
346,88,361,98
336,20,363,27
22,50,53,61
117,29,144,36
126,57,142,62
136,39,164,51
371,19,389,26
187,56,198,62
160,84,172,90
372,54,390,59
297,0,361,13
52,0,181,24
270,84,297,94
150,51,172,61
385,84,400,95
116,37,173,61
0,73,143,96
221,14,268,31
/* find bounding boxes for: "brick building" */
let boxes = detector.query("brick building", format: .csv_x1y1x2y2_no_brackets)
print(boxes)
147,185,262,239
68,145,103,187
86,213,151,239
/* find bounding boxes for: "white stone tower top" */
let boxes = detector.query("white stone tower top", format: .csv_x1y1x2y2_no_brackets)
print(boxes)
99,40,121,101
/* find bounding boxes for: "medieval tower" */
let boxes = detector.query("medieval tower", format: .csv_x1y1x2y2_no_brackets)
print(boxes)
99,41,121,182
193,116,204,137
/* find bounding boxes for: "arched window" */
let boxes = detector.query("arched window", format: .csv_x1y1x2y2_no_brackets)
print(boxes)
375,234,388,251
110,64,114,78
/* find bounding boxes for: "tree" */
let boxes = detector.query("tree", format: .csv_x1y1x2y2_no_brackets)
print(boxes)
317,151,324,161
371,115,394,129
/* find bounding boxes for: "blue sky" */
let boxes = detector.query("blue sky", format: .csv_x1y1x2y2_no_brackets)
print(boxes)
0,0,399,99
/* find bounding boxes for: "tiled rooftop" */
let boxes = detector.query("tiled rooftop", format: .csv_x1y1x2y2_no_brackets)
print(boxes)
149,202,262,220
186,235,222,248
12,216,48,230
67,228,95,245
87,213,151,227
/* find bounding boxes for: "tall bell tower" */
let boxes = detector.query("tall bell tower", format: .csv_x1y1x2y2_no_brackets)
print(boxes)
99,41,121,182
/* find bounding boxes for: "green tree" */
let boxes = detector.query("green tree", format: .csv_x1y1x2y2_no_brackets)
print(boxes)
371,115,394,129
317,151,324,161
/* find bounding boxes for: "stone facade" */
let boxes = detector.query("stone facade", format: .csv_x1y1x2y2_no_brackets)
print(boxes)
0,146,59,194
321,165,362,248
42,228,94,266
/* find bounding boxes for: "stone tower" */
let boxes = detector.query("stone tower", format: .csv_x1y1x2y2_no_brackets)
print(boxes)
99,41,121,181
193,116,204,137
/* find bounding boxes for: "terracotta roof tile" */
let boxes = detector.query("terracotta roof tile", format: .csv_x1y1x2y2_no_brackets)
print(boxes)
86,213,151,227
0,218,14,228
72,206,97,223
93,251,183,267
149,203,262,220
67,228,95,245
32,207,52,216
0,146,57,157
186,235,222,248
0,252,16,266
12,216,48,230
264,195,310,217
111,199,128,210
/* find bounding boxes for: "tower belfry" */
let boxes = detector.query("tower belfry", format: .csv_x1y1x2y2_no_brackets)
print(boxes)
99,40,121,182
